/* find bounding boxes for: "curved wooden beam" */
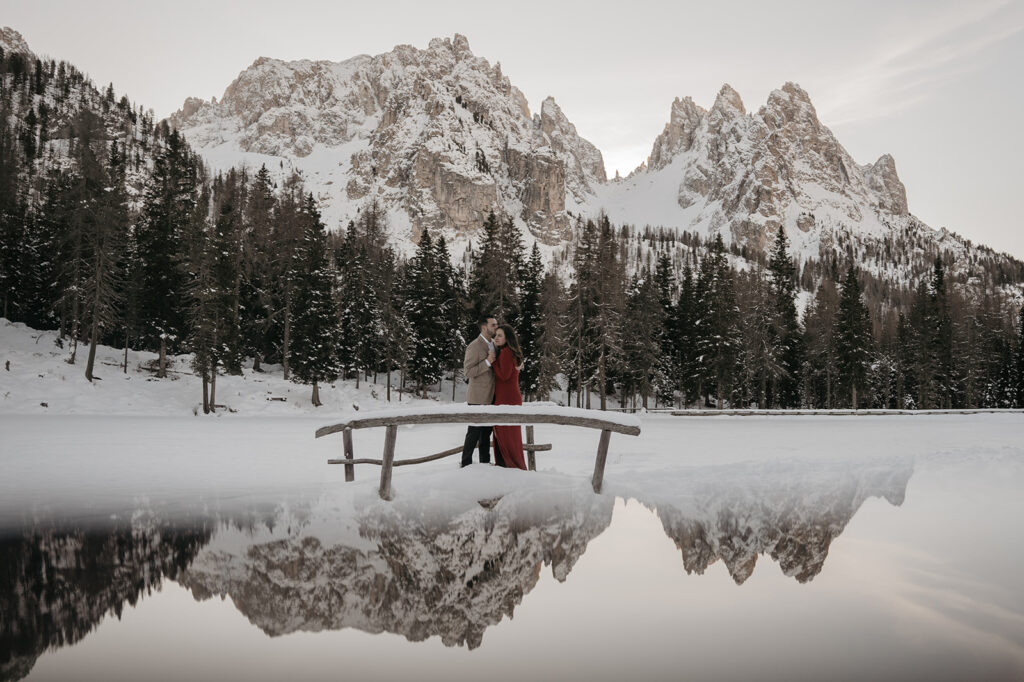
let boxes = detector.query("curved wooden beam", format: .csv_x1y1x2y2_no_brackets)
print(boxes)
316,410,640,439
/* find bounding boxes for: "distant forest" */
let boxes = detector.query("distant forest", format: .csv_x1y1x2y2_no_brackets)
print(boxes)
2,46,1023,411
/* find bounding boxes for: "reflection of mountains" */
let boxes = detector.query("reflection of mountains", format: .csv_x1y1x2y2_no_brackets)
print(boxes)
0,455,915,673
179,489,615,649
641,457,914,584
0,516,212,682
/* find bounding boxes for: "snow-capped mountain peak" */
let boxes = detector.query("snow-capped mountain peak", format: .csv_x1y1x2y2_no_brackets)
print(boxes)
0,26,32,56
171,34,606,246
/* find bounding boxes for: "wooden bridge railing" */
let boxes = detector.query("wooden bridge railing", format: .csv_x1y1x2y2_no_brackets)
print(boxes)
315,405,642,500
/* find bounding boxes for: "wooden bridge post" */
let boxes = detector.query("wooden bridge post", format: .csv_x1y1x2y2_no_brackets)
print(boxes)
343,428,355,482
591,429,612,494
526,425,536,471
379,425,398,500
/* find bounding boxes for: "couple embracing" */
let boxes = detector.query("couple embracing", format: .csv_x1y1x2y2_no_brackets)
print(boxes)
461,315,527,470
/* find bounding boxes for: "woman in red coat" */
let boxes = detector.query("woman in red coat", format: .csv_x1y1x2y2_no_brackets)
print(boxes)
492,324,527,470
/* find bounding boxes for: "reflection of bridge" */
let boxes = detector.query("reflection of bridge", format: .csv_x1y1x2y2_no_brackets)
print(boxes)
0,454,914,673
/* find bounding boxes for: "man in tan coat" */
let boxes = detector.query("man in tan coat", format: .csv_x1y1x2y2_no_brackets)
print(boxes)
461,315,497,467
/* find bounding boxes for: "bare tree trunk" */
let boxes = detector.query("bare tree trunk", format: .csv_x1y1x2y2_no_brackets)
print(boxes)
210,371,217,412
85,253,103,382
282,308,291,380
598,347,607,411
253,353,262,373
312,381,321,407
158,337,167,378
123,330,129,374
69,295,79,365
387,369,392,401
85,319,99,382
202,373,210,414
717,379,724,410
852,384,857,409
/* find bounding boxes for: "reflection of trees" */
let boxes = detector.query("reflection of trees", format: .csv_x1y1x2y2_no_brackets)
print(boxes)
180,490,614,649
645,457,914,584
0,456,916,674
0,518,212,682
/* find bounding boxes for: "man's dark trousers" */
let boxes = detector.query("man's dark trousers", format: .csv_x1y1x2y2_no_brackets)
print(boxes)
461,425,492,466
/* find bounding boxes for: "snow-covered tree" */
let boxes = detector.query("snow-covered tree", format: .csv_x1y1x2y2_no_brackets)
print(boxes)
289,194,340,406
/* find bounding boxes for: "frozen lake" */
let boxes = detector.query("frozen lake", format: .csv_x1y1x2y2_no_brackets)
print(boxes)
2,414,1023,681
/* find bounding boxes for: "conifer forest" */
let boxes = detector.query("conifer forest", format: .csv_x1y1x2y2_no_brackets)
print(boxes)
2,47,1023,412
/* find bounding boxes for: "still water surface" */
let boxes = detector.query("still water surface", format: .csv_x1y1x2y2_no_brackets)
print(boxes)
3,451,1022,681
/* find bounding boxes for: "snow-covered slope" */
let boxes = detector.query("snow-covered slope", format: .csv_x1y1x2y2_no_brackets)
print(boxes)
170,35,605,247
592,83,915,260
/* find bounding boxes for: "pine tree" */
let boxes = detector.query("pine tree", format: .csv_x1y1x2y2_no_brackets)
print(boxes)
377,248,408,401
517,243,543,400
652,253,676,406
269,177,305,379
404,227,447,394
136,128,198,377
1015,306,1024,408
767,225,804,407
289,195,340,406
432,235,468,398
209,173,243,376
592,216,625,410
239,164,276,371
928,258,954,408
468,211,522,324
336,222,375,384
734,269,783,408
833,267,874,407
621,268,664,408
697,234,740,408
535,267,566,401
803,279,839,407
84,140,128,382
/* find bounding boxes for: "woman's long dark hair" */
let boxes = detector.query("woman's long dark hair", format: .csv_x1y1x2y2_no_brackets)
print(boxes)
497,324,523,364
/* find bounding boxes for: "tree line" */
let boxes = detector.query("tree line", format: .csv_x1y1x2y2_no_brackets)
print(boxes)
2,45,1023,411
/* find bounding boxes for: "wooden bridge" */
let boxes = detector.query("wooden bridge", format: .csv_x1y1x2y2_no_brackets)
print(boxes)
315,404,642,500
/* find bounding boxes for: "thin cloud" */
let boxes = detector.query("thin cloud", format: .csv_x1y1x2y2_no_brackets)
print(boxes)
818,0,1024,127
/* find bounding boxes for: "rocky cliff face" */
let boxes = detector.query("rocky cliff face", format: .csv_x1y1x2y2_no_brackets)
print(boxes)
0,27,32,56
170,35,605,244
596,82,913,256
165,33,1019,284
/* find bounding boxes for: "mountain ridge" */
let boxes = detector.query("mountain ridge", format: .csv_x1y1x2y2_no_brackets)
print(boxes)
163,31,988,273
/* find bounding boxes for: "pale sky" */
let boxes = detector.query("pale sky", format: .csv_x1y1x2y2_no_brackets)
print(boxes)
4,0,1023,258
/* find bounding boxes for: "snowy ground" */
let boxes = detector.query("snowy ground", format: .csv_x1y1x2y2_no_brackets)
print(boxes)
4,320,1024,681
0,319,461,417
3,317,1022,521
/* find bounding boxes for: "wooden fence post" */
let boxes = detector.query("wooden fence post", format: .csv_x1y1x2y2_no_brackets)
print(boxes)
343,428,355,482
591,429,612,494
379,425,398,500
526,425,536,471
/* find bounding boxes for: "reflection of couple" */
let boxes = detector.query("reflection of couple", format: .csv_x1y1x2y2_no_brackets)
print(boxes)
461,315,527,469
